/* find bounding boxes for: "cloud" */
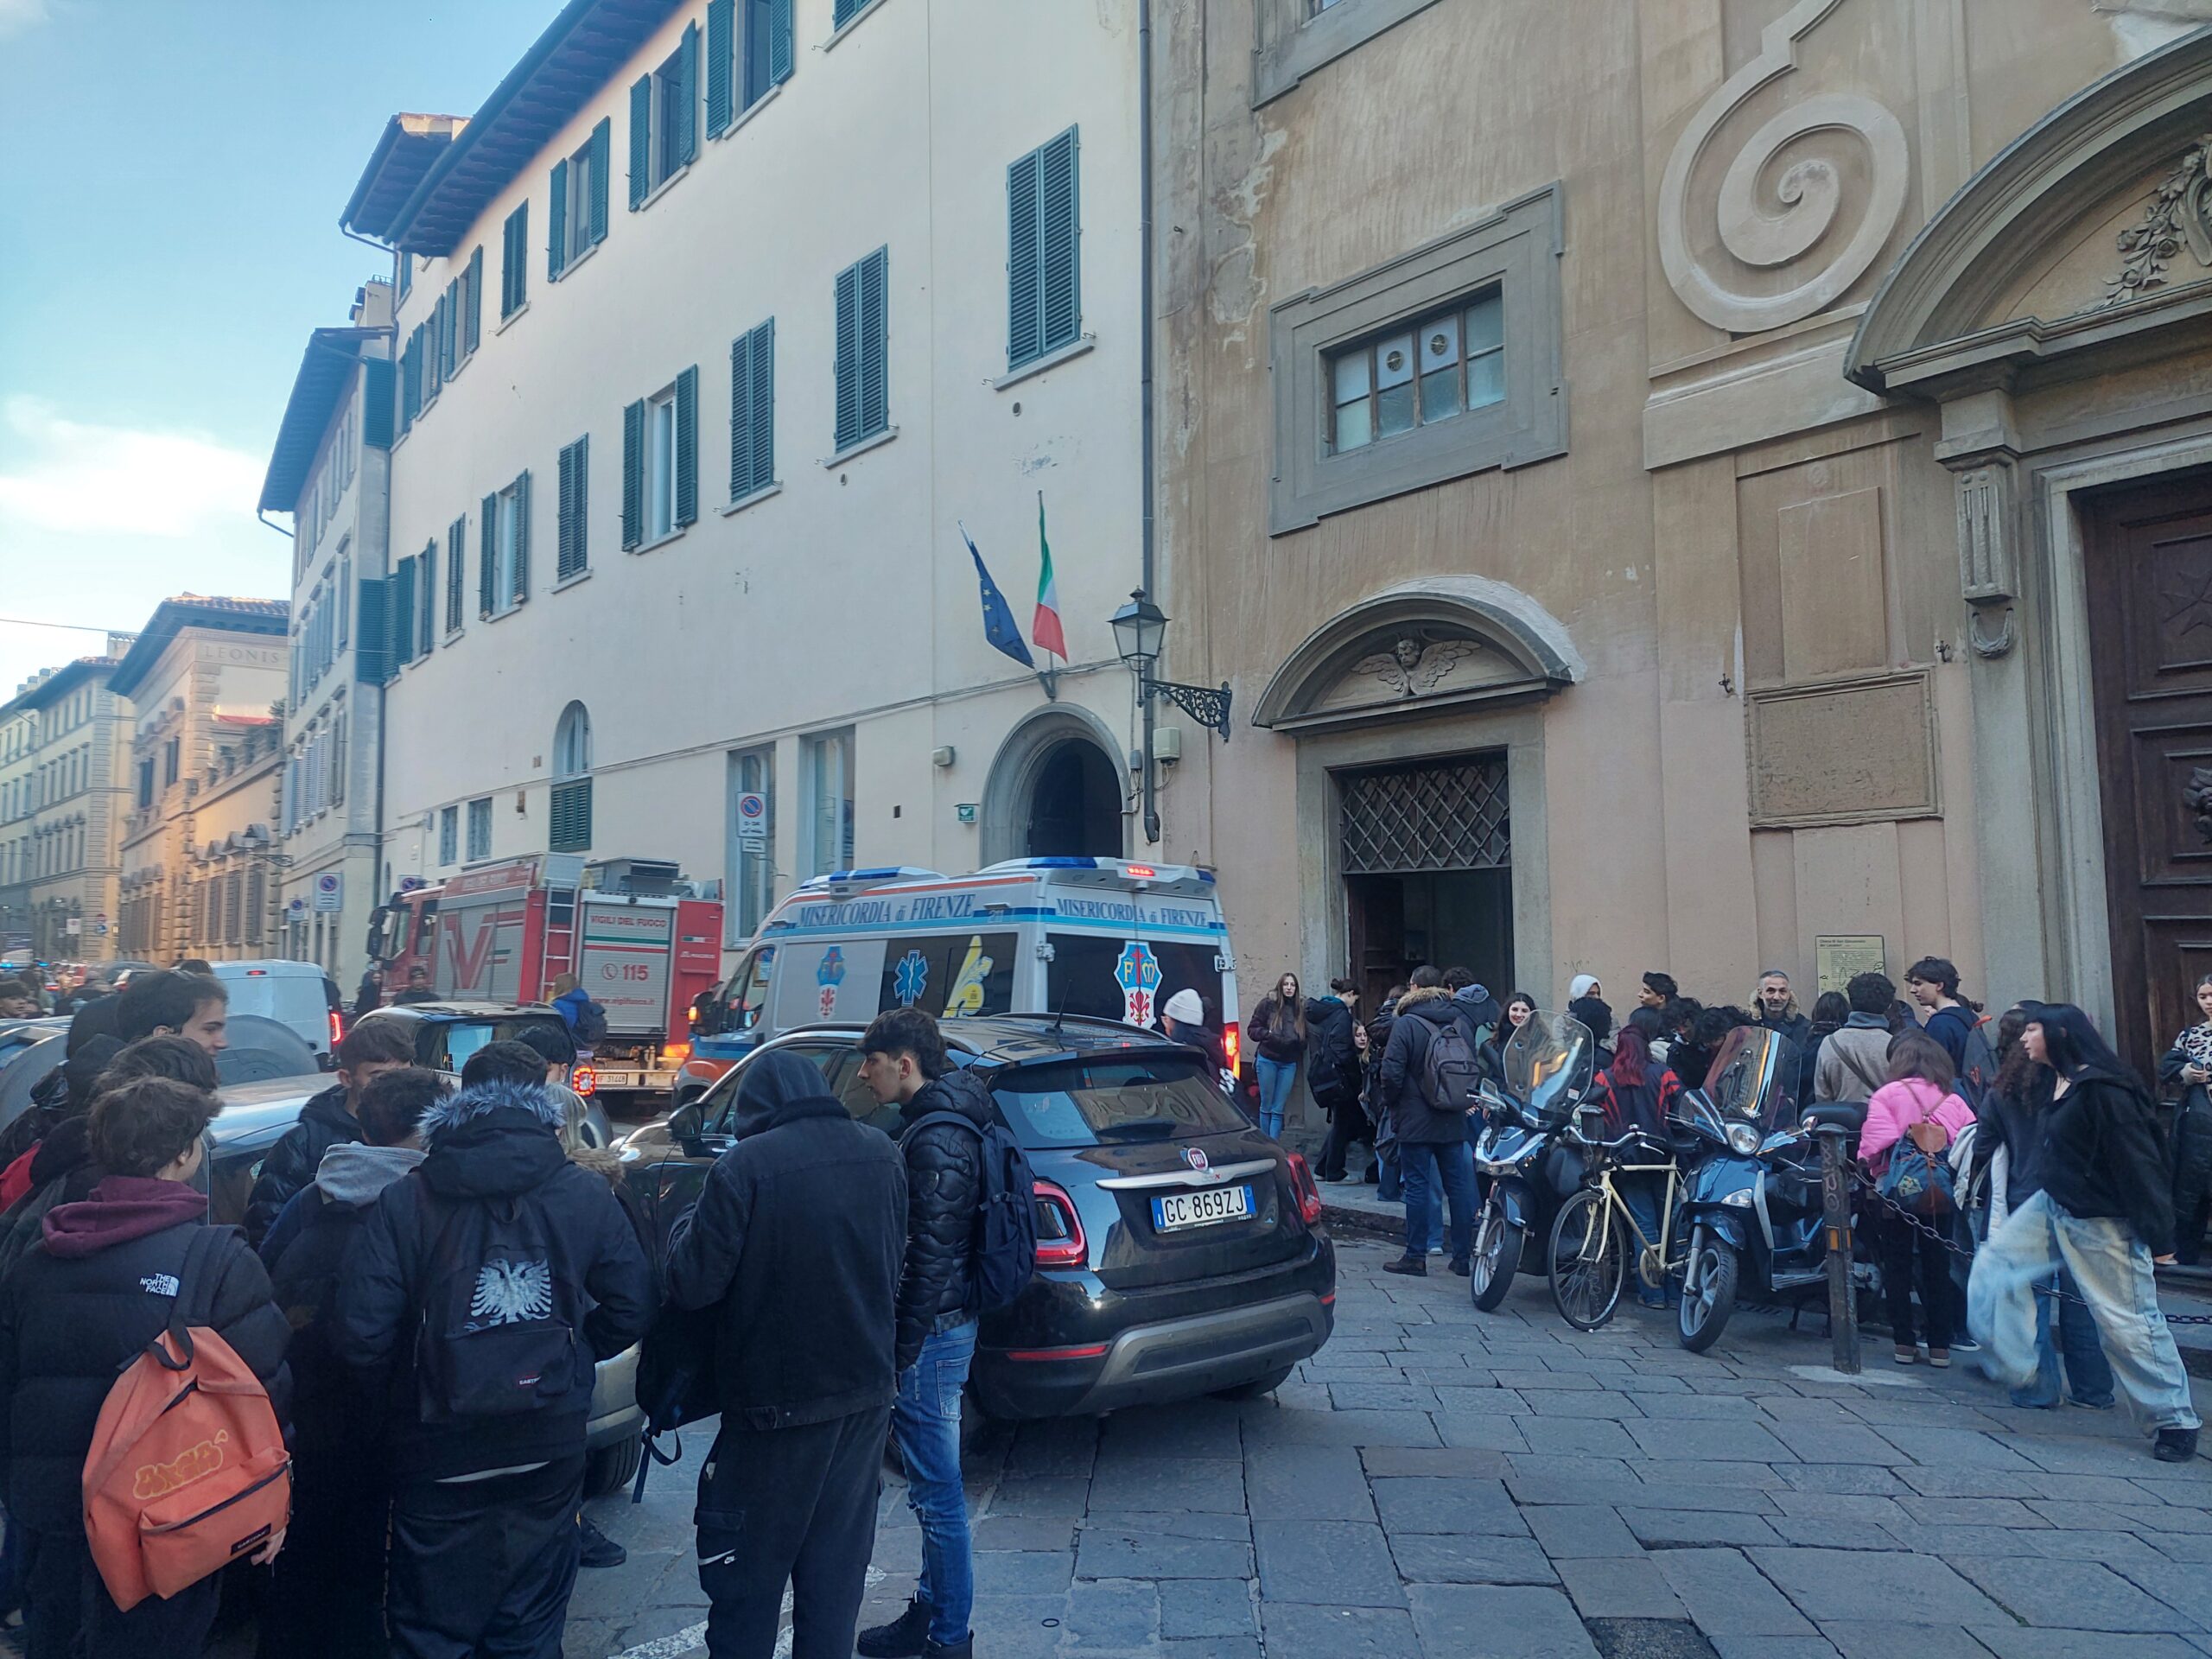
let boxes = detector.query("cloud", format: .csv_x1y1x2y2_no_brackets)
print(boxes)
0,0,50,41
0,396,264,537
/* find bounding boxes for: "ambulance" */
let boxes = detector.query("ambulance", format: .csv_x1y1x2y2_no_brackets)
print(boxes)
680,858,1241,1104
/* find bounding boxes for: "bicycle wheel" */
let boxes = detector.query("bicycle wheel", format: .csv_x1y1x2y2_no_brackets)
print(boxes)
1548,1186,1625,1331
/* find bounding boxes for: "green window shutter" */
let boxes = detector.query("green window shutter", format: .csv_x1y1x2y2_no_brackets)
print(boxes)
834,0,862,25
622,398,645,549
501,206,523,315
1007,149,1042,366
860,248,888,439
558,435,589,580
628,75,652,209
465,246,483,353
1039,129,1080,353
728,331,752,501
550,779,593,854
771,0,794,83
362,359,393,449
834,263,861,450
391,556,416,668
674,364,698,526
548,158,569,279
512,471,531,602
675,22,700,166
419,540,436,657
589,119,612,243
480,492,498,615
750,321,775,495
431,293,449,389
355,578,387,683
447,518,466,631
706,0,734,136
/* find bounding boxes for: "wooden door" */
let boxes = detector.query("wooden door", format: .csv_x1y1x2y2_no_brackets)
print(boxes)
2083,475,2212,1077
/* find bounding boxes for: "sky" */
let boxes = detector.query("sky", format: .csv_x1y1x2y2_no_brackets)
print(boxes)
0,0,552,696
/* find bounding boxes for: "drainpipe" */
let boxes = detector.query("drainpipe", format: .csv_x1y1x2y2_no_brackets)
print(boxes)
1137,0,1161,844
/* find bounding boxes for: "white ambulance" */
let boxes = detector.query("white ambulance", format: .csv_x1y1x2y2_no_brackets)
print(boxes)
684,858,1242,1088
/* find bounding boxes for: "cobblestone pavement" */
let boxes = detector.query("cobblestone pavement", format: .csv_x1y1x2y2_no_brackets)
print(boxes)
547,1236,2212,1657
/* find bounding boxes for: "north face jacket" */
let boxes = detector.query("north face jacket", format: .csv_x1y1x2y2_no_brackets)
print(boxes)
330,1078,657,1481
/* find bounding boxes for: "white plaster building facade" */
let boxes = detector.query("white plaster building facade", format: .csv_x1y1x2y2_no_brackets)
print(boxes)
262,282,397,988
346,0,1147,955
0,650,137,964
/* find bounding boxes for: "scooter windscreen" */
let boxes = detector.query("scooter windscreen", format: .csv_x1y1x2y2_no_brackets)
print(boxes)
1700,1026,1802,1134
1503,1011,1592,1128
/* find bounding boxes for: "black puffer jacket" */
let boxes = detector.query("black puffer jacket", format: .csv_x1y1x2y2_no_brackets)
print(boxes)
331,1078,657,1480
1306,996,1359,1109
245,1084,362,1246
2038,1071,2177,1256
1374,989,1470,1145
893,1068,995,1373
666,1052,907,1427
0,1179,290,1532
0,1115,100,1284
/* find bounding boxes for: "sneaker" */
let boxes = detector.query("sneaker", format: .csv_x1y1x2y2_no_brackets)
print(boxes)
1427,1246,1445,1256
577,1515,626,1568
1892,1346,1918,1365
1948,1337,1980,1356
1927,1350,1951,1369
1448,1258,1471,1277
858,1599,938,1659
2156,1427,2201,1464
924,1640,974,1659
1383,1257,1427,1277
2068,1395,2118,1410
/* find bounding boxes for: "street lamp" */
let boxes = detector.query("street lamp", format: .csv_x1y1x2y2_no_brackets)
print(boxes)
1110,588,1231,844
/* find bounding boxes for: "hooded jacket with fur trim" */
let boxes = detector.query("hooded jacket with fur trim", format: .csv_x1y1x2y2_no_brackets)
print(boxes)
330,1077,657,1480
1374,988,1474,1145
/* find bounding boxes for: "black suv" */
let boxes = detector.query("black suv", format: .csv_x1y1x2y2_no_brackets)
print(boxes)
620,1014,1336,1417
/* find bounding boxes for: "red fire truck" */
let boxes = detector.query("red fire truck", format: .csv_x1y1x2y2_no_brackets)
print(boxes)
367,855,722,1111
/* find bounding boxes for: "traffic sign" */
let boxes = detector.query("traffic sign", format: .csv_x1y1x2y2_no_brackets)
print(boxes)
313,872,344,912
64,918,80,936
736,791,768,852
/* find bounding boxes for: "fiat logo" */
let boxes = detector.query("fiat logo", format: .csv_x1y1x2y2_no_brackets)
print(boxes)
1182,1147,1210,1173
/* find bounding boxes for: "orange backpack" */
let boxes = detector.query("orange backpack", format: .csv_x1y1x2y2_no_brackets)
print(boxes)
81,1227,291,1611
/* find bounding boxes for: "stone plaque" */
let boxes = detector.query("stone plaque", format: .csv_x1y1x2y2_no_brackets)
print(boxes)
1815,935,1887,996
1746,671,1938,828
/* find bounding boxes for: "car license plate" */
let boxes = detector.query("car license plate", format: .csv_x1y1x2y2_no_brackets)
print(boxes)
1151,1185,1254,1233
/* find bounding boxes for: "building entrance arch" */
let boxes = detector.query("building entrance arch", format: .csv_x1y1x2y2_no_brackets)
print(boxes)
981,708,1128,867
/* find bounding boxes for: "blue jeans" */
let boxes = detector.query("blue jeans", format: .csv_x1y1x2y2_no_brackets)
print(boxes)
1400,1141,1473,1264
1255,1057,1298,1139
2008,1267,2117,1408
1968,1191,2200,1433
893,1319,976,1645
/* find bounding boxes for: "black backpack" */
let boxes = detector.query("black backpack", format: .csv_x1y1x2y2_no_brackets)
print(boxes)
412,1193,583,1421
907,1112,1039,1311
573,1001,610,1046
1420,1017,1484,1116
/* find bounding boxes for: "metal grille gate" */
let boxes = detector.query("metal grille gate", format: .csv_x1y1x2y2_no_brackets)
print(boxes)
1338,755,1510,874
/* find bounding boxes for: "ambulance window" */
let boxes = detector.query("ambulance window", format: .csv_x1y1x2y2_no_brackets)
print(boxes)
724,948,773,1032
874,932,1016,1020
1046,934,1225,1029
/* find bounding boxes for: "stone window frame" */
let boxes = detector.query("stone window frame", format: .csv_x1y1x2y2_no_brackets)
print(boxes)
1268,182,1567,537
1252,0,1446,107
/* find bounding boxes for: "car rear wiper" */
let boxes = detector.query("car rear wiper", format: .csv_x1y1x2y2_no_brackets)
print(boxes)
1094,1117,1179,1141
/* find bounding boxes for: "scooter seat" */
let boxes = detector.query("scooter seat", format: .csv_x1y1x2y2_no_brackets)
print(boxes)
1801,1101,1867,1134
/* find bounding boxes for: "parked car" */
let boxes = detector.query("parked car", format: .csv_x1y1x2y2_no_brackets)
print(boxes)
207,1074,645,1497
208,959,347,1068
347,1001,616,1147
624,1014,1335,1420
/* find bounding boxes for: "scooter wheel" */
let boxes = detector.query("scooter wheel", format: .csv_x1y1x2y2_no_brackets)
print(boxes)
1678,1236,1738,1354
1470,1205,1521,1312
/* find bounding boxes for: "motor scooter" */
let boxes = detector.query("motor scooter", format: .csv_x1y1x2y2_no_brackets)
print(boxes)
1468,1011,1594,1312
1673,1026,1871,1352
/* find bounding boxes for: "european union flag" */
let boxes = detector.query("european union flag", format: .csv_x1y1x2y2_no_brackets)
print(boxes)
962,524,1037,670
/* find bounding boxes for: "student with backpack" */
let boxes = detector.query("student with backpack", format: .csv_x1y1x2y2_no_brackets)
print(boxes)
0,1076,291,1658
244,1014,417,1247
663,1050,909,1659
332,1041,655,1659
1372,968,1480,1278
1860,1032,1976,1366
1904,957,1995,1106
260,1065,446,1659
854,1007,1033,1659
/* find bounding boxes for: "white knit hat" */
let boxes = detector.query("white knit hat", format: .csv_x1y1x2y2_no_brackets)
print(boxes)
1163,988,1205,1025
1569,973,1600,1000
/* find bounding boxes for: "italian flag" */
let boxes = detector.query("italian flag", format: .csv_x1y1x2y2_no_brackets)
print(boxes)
1033,492,1068,660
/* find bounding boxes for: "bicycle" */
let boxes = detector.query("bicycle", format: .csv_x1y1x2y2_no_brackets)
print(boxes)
1547,1103,1688,1331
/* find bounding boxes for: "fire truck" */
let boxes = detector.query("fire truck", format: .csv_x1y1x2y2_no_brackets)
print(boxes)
366,855,722,1111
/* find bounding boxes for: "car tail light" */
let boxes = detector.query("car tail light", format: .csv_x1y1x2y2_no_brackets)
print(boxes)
1287,1152,1324,1225
327,1010,346,1049
663,1042,691,1064
1223,1021,1242,1077
1033,1179,1087,1268
572,1065,597,1096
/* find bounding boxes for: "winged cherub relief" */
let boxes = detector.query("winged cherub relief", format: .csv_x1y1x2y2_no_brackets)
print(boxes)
1351,634,1482,699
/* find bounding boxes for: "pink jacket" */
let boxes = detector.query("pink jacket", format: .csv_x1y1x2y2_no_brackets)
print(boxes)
1859,1077,1975,1169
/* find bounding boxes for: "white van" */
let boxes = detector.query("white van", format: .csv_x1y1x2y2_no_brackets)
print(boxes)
207,959,346,1068
690,858,1241,1072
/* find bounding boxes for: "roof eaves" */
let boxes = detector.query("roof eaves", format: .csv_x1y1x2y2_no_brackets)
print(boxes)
110,599,289,701
341,113,466,242
259,328,378,513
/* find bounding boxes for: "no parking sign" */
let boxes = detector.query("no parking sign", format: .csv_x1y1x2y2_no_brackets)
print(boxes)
736,791,768,851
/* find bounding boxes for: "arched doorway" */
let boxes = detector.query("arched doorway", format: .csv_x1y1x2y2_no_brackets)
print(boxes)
981,708,1128,866
1026,740,1122,859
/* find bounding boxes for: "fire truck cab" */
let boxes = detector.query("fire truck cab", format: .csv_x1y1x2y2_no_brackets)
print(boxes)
367,855,722,1111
